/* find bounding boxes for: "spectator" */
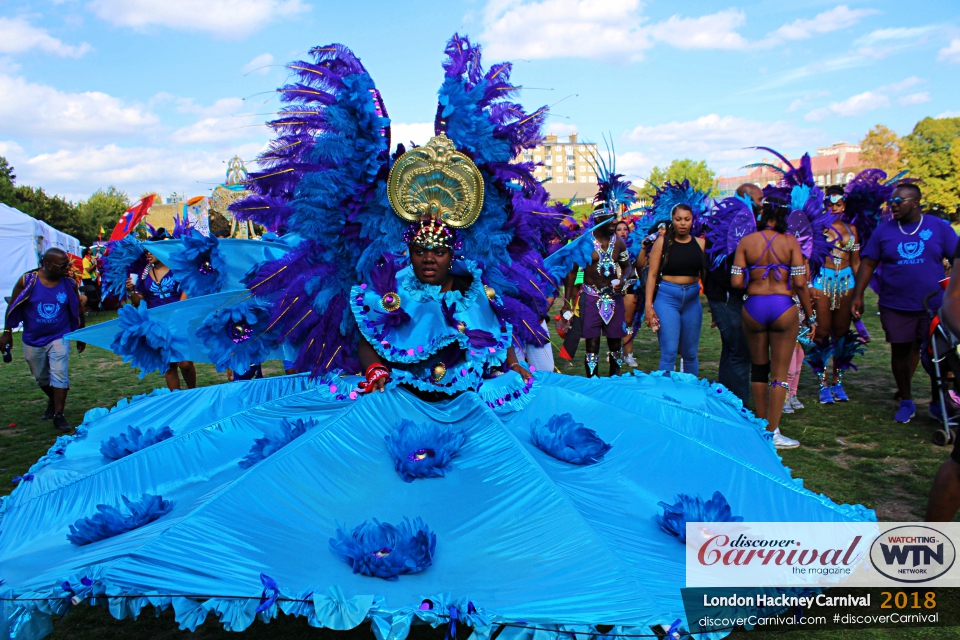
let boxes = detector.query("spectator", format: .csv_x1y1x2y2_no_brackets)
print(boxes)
1,248,86,431
852,183,959,423
80,247,100,311
125,248,197,391
644,205,706,375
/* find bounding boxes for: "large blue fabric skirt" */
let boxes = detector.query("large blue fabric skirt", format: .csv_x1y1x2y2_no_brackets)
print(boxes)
0,371,873,640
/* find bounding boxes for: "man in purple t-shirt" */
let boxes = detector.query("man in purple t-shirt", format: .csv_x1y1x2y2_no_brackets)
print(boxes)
1,249,86,432
852,183,959,424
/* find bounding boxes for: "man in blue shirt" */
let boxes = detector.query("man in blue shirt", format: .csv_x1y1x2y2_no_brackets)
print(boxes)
2,249,86,431
852,183,959,423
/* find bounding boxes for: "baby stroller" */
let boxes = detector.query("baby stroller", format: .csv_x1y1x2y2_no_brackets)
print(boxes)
921,283,960,445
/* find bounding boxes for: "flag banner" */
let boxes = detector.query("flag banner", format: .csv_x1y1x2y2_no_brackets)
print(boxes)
108,194,157,241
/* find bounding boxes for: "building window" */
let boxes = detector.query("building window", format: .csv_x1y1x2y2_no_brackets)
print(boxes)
588,176,596,183
555,155,562,162
534,155,541,162
557,177,564,183
579,165,586,172
579,176,587,183
817,175,825,186
846,172,855,183
579,145,585,151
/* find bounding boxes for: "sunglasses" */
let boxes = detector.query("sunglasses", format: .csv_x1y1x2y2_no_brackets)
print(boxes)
825,194,845,204
887,196,917,207
48,261,71,269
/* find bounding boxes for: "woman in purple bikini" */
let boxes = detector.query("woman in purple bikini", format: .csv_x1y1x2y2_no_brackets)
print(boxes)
731,201,815,449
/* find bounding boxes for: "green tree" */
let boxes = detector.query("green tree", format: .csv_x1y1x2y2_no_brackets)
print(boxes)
78,186,131,245
859,124,901,176
900,117,960,215
0,156,16,206
636,159,717,201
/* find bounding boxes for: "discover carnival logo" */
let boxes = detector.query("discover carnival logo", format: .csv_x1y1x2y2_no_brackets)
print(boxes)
696,533,863,575
869,525,956,583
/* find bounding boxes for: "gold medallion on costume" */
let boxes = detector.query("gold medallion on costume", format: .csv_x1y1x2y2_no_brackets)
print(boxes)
387,134,484,228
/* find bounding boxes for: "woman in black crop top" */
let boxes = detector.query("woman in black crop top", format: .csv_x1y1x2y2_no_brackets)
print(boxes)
644,204,706,375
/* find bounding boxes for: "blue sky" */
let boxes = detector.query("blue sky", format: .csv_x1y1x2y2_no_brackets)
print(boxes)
0,0,957,202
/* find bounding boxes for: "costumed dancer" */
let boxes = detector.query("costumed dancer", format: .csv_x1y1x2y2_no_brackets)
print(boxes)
558,159,636,377
643,180,710,375
615,217,641,367
731,198,815,448
1,35,876,640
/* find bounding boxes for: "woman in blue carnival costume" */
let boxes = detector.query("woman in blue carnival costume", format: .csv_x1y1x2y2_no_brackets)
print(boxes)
0,36,875,640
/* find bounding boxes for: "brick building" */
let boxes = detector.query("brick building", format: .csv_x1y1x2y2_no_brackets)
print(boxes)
517,133,600,205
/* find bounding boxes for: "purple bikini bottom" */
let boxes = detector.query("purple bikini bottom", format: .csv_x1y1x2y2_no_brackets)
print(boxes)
743,294,794,328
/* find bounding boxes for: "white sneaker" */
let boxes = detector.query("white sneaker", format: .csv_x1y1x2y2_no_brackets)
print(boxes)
788,395,804,410
624,354,638,367
772,429,800,449
782,400,794,414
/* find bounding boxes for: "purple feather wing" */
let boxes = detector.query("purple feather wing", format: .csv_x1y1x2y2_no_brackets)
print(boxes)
787,209,814,258
727,206,758,258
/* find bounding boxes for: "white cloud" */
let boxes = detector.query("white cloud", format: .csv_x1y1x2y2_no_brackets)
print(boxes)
939,38,960,63
0,74,159,142
805,91,890,121
242,53,274,76
545,122,579,137
854,26,938,59
17,142,265,201
938,110,960,119
0,16,91,57
879,76,926,92
898,92,931,106
762,5,877,45
0,140,24,157
625,114,819,175
787,91,830,113
649,9,748,50
391,122,434,147
87,0,309,39
169,97,261,144
615,150,655,180
480,0,650,61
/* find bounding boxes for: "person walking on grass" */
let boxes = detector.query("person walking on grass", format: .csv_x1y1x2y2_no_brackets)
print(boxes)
1,248,85,432
730,201,815,449
852,183,958,424
644,204,706,375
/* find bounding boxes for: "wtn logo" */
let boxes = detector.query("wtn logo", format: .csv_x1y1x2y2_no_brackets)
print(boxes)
870,525,957,583
879,543,944,568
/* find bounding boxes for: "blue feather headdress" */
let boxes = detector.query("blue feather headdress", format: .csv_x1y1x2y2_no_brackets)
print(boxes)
588,142,639,224
844,168,908,247
641,179,711,233
230,34,560,376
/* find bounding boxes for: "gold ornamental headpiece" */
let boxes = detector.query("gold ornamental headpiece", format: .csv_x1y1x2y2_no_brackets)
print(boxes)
388,134,484,249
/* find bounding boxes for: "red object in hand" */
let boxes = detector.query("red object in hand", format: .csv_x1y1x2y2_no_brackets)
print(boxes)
940,277,950,291
358,363,390,393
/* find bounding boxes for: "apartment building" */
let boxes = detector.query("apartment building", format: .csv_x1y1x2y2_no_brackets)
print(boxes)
518,133,600,204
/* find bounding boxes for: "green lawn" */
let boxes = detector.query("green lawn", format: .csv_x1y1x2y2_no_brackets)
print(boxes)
0,292,955,639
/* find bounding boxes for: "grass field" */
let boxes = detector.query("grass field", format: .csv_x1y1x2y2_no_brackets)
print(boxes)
0,291,956,639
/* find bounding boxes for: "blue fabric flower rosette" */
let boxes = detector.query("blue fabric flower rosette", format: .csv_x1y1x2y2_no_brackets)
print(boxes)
385,419,466,482
110,302,188,377
166,229,227,297
329,517,436,580
196,298,277,373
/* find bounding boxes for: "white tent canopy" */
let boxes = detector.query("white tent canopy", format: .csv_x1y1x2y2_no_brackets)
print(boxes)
0,203,82,320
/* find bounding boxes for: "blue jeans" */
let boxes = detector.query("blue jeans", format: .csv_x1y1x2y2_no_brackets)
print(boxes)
707,295,751,405
653,281,702,375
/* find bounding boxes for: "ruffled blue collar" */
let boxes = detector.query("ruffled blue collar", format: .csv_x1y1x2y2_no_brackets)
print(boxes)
400,260,483,309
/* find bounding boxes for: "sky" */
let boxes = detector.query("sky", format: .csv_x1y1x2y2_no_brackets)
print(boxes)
0,0,958,202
